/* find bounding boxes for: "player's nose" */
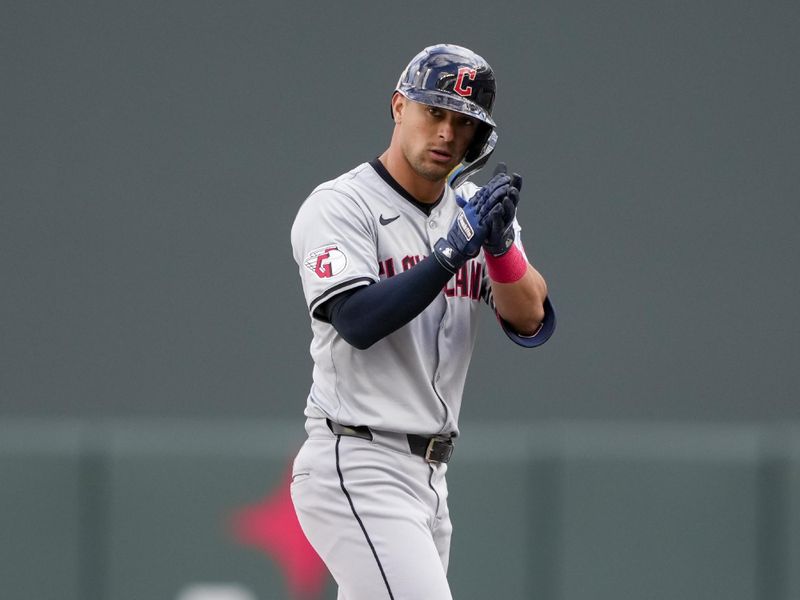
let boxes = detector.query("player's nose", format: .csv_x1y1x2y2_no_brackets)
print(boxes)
437,118,455,142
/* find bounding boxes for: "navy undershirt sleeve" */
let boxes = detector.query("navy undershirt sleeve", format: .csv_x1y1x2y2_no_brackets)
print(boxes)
317,254,453,350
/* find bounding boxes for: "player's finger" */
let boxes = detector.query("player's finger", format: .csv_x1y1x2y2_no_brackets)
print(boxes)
483,182,511,214
483,164,510,193
483,175,510,197
485,199,505,226
510,173,522,192
456,194,467,208
506,187,520,209
476,192,495,220
500,196,516,221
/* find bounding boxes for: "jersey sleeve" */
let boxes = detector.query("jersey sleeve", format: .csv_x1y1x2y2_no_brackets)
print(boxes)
291,186,379,319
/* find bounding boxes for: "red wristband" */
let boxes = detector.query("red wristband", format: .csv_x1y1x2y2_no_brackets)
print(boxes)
484,245,528,283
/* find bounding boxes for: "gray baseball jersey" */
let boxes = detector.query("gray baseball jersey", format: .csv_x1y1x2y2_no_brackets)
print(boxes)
290,159,523,437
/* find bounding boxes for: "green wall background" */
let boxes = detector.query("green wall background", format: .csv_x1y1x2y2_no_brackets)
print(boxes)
2,419,799,599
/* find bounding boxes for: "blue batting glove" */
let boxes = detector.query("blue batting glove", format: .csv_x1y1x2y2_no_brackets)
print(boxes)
434,175,511,273
483,169,523,256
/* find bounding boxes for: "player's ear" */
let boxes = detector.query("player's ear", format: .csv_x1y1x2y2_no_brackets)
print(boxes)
391,92,405,123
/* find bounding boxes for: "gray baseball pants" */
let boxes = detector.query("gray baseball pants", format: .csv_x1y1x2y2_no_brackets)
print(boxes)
291,417,453,600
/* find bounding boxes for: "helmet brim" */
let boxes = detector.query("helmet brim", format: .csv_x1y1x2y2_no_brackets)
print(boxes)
396,88,496,128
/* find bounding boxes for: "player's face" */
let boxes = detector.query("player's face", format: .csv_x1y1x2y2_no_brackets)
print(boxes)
397,99,476,182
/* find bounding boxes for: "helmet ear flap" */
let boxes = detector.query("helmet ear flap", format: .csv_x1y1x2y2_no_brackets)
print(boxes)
464,123,493,162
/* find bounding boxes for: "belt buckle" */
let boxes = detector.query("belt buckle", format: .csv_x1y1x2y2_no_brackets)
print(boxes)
425,437,454,463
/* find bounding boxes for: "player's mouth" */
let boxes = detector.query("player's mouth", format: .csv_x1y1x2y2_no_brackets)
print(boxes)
428,148,453,163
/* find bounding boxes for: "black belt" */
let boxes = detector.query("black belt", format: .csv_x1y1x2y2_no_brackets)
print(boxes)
326,419,455,464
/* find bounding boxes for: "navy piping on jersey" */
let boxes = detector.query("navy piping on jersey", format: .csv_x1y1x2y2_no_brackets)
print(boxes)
369,158,444,216
335,436,395,600
310,276,375,321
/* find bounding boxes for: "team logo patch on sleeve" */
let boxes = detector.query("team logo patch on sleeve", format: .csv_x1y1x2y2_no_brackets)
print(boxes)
304,244,348,279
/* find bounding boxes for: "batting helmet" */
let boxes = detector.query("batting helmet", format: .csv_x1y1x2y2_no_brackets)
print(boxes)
393,44,497,162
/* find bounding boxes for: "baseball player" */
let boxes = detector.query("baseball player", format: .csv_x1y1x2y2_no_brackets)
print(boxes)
290,44,555,599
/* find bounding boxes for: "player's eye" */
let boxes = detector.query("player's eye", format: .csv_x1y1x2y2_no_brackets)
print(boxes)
460,117,475,127
428,106,442,117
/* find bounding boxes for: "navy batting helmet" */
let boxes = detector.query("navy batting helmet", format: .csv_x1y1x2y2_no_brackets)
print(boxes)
393,44,496,162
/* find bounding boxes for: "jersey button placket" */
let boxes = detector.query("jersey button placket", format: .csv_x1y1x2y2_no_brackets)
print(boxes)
427,208,442,245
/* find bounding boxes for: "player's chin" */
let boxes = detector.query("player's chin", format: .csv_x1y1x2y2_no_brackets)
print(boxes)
415,158,457,182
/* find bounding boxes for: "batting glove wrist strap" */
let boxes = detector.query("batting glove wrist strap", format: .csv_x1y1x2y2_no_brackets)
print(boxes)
484,243,528,283
436,203,486,274
433,237,467,274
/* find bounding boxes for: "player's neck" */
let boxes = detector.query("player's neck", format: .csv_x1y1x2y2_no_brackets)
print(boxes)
378,150,445,204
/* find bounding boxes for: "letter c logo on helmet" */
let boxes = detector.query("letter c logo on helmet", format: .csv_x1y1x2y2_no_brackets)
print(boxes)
453,67,477,97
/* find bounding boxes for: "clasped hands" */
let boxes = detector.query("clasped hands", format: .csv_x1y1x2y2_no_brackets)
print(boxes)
433,164,522,273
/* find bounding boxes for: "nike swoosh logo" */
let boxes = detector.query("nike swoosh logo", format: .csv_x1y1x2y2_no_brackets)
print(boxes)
379,214,400,226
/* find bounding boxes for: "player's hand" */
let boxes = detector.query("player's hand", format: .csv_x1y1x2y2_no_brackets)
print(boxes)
470,163,512,221
483,169,522,256
433,174,511,273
